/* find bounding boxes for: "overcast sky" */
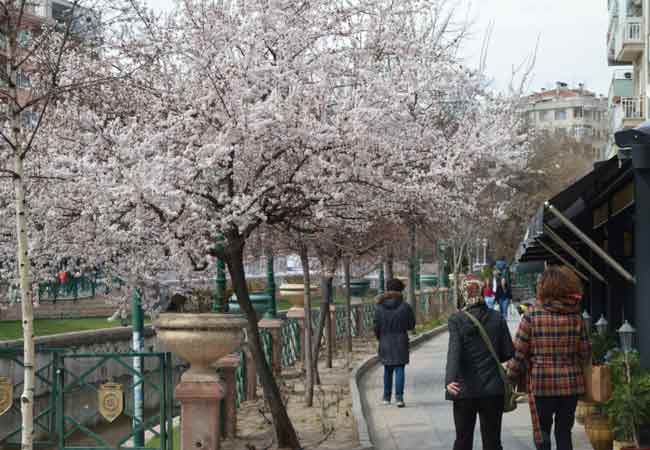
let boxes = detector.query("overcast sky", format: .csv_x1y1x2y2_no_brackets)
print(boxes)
147,0,615,96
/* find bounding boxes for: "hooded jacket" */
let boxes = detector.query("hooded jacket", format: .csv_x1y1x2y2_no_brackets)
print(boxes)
374,291,416,366
507,296,591,396
445,303,514,400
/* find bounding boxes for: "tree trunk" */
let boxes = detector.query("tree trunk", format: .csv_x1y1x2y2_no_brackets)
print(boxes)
325,275,334,369
344,257,352,359
9,22,35,450
408,223,416,310
312,275,332,382
385,250,394,282
299,247,314,407
226,239,300,449
15,154,35,450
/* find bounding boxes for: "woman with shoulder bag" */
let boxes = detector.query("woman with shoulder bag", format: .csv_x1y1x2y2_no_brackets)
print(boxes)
507,266,591,450
445,275,515,450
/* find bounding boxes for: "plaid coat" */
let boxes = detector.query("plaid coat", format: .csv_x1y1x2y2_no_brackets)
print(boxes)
507,299,591,397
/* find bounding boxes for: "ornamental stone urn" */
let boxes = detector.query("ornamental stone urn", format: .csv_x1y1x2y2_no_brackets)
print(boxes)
155,313,247,382
156,313,247,450
279,283,318,318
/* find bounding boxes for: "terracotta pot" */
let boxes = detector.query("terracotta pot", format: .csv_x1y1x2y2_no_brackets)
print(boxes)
592,364,613,403
576,401,597,425
155,313,247,382
585,414,614,450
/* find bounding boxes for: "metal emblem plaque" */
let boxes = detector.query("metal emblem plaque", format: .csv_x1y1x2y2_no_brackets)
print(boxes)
0,376,12,416
98,382,123,423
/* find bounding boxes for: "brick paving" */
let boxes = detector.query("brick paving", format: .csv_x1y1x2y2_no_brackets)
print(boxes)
360,326,592,450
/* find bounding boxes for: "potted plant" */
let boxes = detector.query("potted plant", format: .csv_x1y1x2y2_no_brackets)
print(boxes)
604,350,650,450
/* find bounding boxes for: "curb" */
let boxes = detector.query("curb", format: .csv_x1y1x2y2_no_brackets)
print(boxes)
349,324,449,450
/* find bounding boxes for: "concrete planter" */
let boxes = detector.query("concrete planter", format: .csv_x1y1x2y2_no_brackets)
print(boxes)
279,283,318,308
155,313,247,382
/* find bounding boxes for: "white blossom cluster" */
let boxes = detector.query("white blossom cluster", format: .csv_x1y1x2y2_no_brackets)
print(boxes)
0,0,530,310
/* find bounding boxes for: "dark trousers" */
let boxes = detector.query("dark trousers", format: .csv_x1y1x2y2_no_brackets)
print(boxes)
453,396,504,450
534,395,578,450
383,365,405,401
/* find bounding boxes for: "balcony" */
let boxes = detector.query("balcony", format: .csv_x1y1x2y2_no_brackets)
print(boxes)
611,97,644,130
608,17,644,65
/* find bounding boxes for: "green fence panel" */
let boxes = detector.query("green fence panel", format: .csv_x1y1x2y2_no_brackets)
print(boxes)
0,348,63,449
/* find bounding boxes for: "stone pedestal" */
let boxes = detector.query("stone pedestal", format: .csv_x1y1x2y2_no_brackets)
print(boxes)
175,381,225,450
258,318,283,376
216,354,240,439
287,307,306,365
243,345,256,401
351,298,363,337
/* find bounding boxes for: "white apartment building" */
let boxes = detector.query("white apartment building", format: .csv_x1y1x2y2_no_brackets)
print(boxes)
606,0,649,158
522,82,609,158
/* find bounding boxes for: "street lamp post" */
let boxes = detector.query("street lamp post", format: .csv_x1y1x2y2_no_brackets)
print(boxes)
595,315,608,337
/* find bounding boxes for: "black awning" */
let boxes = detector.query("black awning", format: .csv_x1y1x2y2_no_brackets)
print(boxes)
515,156,629,266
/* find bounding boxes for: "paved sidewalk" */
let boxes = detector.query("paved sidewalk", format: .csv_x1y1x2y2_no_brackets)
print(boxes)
360,329,592,450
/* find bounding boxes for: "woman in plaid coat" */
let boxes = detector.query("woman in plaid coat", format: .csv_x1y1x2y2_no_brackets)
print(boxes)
507,266,591,450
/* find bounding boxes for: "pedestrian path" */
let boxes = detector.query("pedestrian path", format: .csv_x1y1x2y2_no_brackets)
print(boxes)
360,327,592,450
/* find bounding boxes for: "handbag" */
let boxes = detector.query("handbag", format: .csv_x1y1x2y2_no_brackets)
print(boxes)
463,310,517,413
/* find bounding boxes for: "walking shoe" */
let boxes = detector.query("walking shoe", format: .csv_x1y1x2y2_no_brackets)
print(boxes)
396,400,405,408
382,399,391,405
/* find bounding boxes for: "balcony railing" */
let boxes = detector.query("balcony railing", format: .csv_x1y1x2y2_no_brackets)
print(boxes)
621,97,643,119
609,16,644,64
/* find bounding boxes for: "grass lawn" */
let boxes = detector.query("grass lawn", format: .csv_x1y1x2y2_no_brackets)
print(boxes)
0,318,127,341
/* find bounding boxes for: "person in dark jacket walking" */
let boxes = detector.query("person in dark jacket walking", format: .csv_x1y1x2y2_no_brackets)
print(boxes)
507,266,591,450
446,274,515,450
374,278,416,408
495,277,512,321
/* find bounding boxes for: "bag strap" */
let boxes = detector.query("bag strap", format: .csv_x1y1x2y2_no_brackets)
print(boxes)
462,310,509,385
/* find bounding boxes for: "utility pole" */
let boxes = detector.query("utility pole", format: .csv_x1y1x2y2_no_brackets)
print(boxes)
132,290,145,447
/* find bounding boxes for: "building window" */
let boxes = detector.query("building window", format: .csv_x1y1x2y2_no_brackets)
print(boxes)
555,110,567,120
16,72,31,88
21,111,38,129
574,107,584,119
17,30,31,48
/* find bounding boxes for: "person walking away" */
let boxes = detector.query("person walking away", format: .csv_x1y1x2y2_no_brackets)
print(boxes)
446,275,515,450
374,278,416,408
507,266,591,450
483,278,495,309
495,277,512,321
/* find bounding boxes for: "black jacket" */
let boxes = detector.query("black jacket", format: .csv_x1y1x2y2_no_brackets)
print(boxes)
495,282,512,302
374,292,416,366
445,303,514,400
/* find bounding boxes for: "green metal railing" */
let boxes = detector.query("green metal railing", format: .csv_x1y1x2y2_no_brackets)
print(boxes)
37,275,98,302
334,308,347,340
57,351,174,450
260,330,273,368
234,351,246,408
362,303,375,334
280,319,301,368
0,348,63,449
